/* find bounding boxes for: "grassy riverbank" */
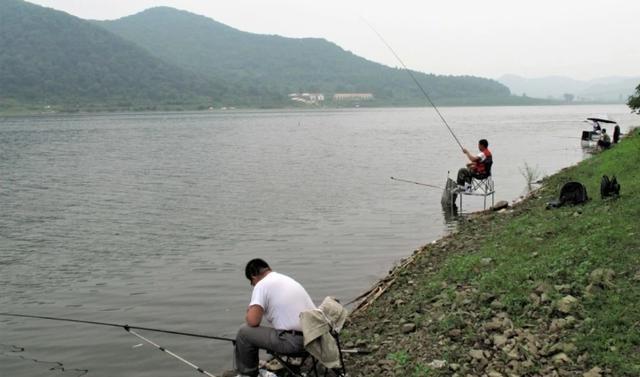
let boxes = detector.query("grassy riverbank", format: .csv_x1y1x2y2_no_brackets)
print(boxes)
343,128,640,376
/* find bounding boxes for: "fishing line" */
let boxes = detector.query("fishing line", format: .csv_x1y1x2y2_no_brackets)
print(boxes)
0,313,235,343
0,343,89,377
360,17,464,151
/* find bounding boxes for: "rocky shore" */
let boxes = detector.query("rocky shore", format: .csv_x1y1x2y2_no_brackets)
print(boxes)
342,128,640,376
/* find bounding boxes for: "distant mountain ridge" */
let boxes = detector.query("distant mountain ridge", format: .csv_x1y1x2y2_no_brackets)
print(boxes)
498,74,639,102
96,7,513,106
1,0,545,111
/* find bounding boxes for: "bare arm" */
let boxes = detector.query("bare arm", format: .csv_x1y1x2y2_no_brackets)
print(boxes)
462,148,479,162
245,305,264,327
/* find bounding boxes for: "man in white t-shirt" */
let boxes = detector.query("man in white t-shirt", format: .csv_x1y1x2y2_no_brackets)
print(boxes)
227,258,316,377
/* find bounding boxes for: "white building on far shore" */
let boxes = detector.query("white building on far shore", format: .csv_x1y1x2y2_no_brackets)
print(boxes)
332,93,374,101
288,93,325,104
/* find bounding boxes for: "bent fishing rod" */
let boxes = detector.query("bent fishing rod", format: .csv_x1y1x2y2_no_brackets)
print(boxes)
361,17,464,151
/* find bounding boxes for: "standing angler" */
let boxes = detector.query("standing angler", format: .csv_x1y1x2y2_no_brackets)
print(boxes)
224,259,316,377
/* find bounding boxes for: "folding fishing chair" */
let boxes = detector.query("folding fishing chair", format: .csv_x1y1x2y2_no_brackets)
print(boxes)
268,298,348,377
459,160,495,210
267,331,346,377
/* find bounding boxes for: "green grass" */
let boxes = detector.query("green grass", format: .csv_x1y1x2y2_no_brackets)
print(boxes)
428,130,640,373
345,128,640,376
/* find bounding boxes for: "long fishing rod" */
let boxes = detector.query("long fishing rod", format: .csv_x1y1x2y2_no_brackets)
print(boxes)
125,327,217,377
0,313,235,343
361,17,464,151
390,176,443,190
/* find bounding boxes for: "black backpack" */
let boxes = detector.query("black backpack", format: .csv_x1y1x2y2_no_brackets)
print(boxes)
547,181,589,209
559,181,589,205
600,175,620,198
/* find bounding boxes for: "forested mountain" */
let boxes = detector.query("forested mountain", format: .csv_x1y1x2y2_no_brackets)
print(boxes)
1,0,530,111
0,0,234,109
97,7,514,106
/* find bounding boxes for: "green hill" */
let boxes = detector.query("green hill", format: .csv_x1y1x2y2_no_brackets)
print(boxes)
0,0,233,111
97,7,520,106
1,1,548,112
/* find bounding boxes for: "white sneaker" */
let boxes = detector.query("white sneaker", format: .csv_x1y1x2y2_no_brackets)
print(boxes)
258,369,278,377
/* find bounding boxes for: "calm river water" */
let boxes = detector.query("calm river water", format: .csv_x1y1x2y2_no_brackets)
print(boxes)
0,105,635,376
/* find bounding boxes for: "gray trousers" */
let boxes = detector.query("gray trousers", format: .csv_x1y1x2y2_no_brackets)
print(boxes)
457,168,473,185
234,325,304,376
458,167,487,186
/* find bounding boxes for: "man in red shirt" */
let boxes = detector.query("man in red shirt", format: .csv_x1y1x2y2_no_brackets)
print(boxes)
456,139,492,191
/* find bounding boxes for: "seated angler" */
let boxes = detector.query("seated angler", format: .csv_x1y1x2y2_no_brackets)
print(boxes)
597,128,612,149
456,139,492,191
224,259,316,377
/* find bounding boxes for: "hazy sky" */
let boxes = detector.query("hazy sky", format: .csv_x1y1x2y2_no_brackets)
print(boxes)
27,0,639,81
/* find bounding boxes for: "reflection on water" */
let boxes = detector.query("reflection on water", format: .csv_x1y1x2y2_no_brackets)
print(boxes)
0,105,635,377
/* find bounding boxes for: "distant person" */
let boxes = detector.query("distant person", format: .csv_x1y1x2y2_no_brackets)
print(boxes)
456,139,493,191
224,259,315,377
613,125,621,143
592,120,601,133
597,128,611,149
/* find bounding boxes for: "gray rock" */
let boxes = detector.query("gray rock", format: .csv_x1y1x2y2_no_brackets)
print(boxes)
549,342,576,355
481,258,494,266
469,349,486,360
556,295,578,314
535,283,552,294
577,352,589,364
491,201,509,211
554,284,572,293
401,323,416,333
588,268,615,288
552,352,572,365
529,293,541,306
494,335,509,348
583,366,602,377
428,359,447,369
506,348,519,360
448,329,462,339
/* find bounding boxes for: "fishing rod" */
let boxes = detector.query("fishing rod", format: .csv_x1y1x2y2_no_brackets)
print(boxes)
0,313,235,343
0,313,227,376
125,327,217,377
361,17,464,151
390,176,443,190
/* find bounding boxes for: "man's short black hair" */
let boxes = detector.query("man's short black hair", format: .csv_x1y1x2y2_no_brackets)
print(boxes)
479,139,489,148
245,258,270,280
